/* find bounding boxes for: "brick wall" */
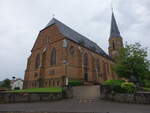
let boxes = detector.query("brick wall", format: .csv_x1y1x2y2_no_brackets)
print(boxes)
24,24,117,89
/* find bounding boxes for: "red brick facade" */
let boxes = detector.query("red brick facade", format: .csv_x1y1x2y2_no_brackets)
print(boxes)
24,20,118,89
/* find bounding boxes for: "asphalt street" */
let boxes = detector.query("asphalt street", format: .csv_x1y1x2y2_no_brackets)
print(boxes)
0,99,149,113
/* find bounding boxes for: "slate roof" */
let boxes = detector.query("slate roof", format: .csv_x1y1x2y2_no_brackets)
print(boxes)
110,12,122,39
42,18,112,60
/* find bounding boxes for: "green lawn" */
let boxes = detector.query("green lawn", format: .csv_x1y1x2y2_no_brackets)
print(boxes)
10,87,63,93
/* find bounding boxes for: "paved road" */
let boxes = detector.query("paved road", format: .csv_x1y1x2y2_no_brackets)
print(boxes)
0,99,149,113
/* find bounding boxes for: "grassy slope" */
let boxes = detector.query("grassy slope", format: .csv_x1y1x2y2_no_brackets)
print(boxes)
10,87,63,93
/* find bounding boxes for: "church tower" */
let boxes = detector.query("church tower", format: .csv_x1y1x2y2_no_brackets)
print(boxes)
108,11,123,60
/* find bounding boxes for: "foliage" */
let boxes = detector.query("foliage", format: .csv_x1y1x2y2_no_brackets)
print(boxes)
112,85,125,93
121,82,136,93
0,79,11,89
113,42,150,84
68,80,83,86
143,80,150,88
143,71,150,80
103,80,125,93
10,87,63,93
103,80,125,86
103,80,137,93
143,87,150,92
0,81,3,85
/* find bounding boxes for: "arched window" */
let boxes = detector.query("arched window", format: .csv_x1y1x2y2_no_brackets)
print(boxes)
92,57,95,69
50,48,56,65
106,63,110,75
83,53,89,81
96,59,100,76
35,54,40,69
83,53,88,67
103,61,107,80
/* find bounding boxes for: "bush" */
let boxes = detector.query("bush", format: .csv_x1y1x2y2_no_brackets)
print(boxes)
143,80,150,88
143,87,150,92
68,80,83,86
103,80,125,86
121,82,136,93
103,80,125,93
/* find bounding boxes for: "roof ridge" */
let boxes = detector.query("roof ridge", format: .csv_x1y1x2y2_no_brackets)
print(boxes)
54,19,100,45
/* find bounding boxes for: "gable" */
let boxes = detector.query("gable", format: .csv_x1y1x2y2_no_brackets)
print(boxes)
31,24,64,52
42,18,112,60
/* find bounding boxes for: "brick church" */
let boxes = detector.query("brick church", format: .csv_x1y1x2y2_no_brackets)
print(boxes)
24,12,123,89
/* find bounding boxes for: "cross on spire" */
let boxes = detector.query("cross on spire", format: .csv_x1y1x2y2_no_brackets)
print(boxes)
111,0,113,12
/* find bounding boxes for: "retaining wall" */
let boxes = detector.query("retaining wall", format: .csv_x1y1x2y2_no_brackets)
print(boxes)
101,85,150,104
0,92,63,103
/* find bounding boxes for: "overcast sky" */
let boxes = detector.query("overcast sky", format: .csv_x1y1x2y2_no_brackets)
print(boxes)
0,0,150,81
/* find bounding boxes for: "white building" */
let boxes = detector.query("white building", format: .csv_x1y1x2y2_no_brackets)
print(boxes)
11,79,23,90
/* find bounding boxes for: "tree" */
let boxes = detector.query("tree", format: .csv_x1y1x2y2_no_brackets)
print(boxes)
114,42,150,85
0,79,11,89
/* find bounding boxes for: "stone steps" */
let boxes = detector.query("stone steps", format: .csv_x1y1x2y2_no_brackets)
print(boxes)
72,85,100,100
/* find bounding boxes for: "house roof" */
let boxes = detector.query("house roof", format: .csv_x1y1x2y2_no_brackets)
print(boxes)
110,12,122,39
42,18,112,60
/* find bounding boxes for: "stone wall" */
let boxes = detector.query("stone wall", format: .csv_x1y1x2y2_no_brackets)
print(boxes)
0,92,63,103
101,85,150,104
103,93,150,104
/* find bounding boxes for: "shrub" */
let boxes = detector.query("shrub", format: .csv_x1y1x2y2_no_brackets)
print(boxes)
68,80,83,86
103,80,125,93
143,87,150,92
121,82,136,93
143,80,150,88
103,80,125,86
112,85,125,93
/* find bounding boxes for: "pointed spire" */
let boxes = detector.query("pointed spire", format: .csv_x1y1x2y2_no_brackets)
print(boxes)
110,11,122,39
